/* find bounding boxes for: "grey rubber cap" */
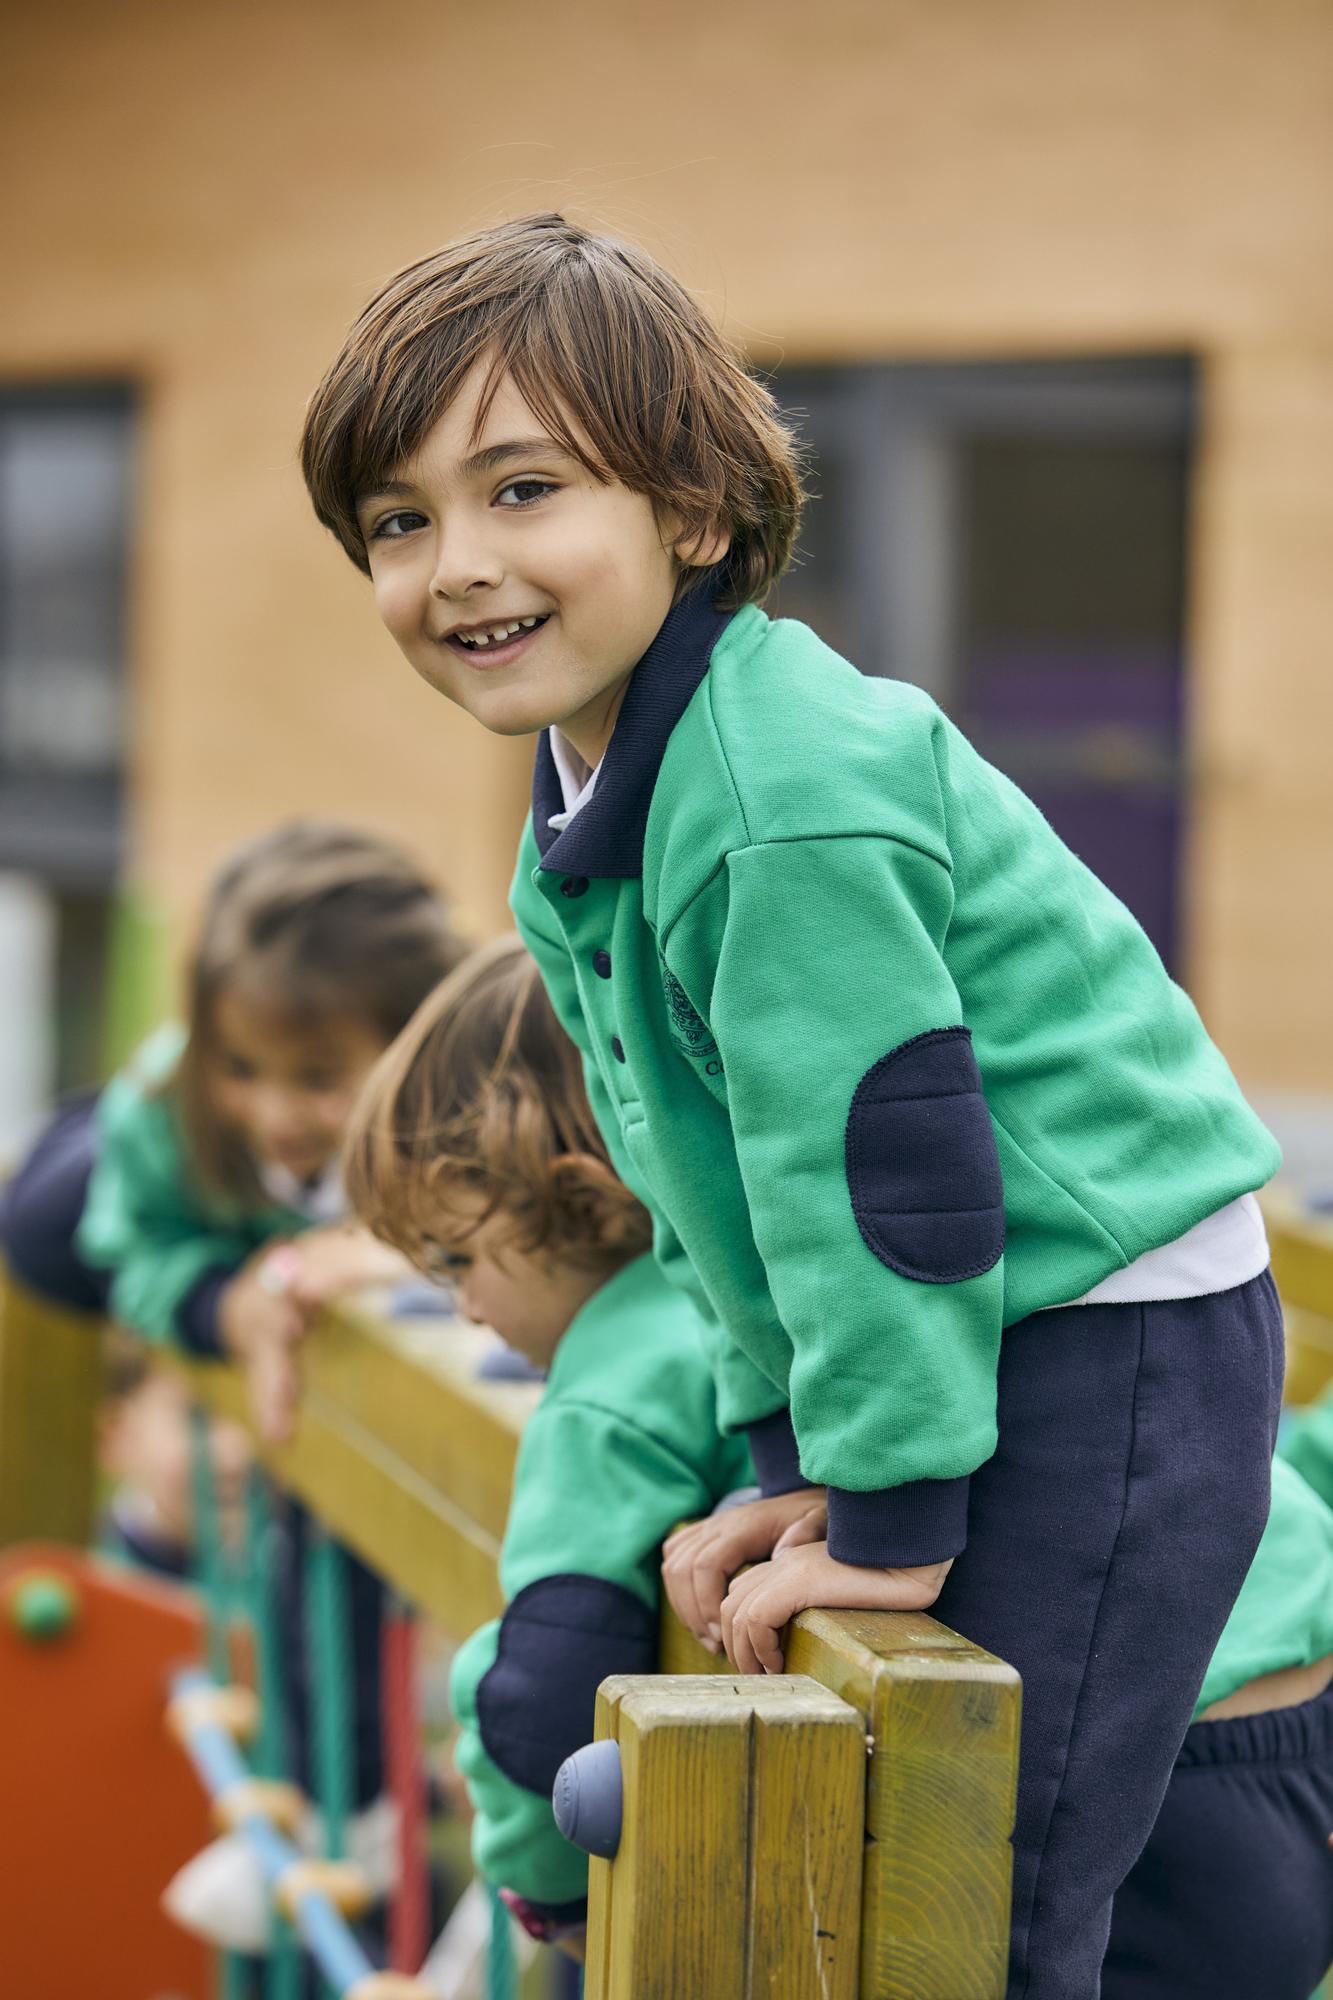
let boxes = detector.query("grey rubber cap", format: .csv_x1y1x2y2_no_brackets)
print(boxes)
552,1740,623,1859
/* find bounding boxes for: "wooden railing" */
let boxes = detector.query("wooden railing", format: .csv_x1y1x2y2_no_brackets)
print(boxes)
14,1186,1333,1998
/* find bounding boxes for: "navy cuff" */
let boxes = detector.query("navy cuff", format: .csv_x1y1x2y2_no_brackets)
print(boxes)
173,1268,232,1359
826,1475,971,1568
745,1409,812,1497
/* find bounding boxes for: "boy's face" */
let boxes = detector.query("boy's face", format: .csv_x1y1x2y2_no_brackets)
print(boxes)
355,364,723,764
423,1206,608,1370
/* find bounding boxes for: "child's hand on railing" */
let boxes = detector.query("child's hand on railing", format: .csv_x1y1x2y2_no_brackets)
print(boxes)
219,1231,410,1444
661,1490,828,1651
720,1543,955,1675
282,1225,412,1308
218,1247,310,1445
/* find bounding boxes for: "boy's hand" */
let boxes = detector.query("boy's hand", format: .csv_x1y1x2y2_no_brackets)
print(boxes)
720,1542,954,1675
662,1490,828,1650
218,1251,311,1446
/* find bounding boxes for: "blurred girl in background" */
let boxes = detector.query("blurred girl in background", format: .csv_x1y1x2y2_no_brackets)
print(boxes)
0,818,468,1955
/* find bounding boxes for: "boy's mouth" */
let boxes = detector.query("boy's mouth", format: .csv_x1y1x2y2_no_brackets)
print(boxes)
445,613,550,664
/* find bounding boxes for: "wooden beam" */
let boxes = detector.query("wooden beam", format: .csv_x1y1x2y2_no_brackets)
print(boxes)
181,1298,539,1641
0,1268,101,1548
660,1599,1020,2000
585,1673,865,2000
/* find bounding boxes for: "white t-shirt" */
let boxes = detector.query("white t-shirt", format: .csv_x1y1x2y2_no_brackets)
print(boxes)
544,731,1269,1306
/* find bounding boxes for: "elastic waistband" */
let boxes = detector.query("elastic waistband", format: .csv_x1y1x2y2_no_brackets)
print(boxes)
1177,1681,1333,1768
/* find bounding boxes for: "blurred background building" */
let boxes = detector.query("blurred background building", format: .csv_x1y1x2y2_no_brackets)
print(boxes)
2,0,1331,1163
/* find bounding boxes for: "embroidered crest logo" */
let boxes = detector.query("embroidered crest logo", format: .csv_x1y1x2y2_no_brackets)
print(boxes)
661,964,721,1068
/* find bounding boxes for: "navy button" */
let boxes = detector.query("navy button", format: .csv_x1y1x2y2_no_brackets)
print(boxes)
611,1036,626,1063
593,950,612,979
561,876,590,899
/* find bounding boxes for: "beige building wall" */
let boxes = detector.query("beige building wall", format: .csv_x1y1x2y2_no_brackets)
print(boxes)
4,0,1331,1083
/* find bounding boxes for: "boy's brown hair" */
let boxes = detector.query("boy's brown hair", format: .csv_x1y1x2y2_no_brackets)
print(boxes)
345,933,652,1275
175,820,469,1206
301,213,805,608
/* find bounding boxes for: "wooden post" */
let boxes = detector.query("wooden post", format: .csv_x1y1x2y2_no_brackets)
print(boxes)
584,1672,865,2000
661,1602,1020,2000
0,1266,101,1548
788,1610,1018,2000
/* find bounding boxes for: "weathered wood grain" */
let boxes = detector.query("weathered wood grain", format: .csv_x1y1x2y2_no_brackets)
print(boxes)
660,1599,1020,2000
586,1673,864,2000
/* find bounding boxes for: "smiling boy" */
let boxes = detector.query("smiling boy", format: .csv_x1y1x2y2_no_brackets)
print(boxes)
302,215,1288,2000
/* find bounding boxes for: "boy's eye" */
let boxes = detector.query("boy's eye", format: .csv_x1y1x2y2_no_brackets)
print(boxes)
420,1243,471,1276
218,1053,255,1081
495,479,556,509
368,508,429,541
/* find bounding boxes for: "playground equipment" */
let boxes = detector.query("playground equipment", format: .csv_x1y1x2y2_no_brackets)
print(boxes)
0,1539,214,2000
3,1187,1331,1996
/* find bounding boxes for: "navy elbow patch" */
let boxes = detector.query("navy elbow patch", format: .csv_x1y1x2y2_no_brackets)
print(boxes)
846,1026,1004,1284
475,1575,657,1797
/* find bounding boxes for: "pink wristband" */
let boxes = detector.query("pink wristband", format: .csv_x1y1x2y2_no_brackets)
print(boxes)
257,1245,304,1298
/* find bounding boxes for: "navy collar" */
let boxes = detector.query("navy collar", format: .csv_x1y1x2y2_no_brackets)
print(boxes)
532,582,737,879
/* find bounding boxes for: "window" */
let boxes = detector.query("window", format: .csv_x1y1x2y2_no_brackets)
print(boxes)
0,389,135,1121
771,359,1193,969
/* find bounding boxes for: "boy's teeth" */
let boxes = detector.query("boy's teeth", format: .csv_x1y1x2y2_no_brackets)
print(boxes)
461,618,541,648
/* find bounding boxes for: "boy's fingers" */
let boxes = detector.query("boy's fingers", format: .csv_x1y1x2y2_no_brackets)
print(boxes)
662,1519,707,1561
694,1548,735,1627
663,1538,718,1640
661,1557,703,1637
723,1597,772,1676
719,1562,761,1668
772,1508,826,1554
664,1526,737,1633
752,1611,786,1675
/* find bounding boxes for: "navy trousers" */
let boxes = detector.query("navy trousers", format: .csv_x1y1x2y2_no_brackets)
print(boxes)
931,1273,1284,2000
1104,1682,1333,1999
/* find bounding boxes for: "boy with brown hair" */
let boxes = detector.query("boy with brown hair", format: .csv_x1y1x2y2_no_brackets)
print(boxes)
344,935,750,1950
304,215,1290,1998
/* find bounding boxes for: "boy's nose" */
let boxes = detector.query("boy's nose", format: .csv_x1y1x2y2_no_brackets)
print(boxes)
428,527,503,601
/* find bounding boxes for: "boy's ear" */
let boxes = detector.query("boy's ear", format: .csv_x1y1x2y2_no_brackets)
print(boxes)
670,519,732,571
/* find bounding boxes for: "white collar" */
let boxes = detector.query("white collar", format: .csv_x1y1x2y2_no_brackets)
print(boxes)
547,729,603,832
259,1159,345,1224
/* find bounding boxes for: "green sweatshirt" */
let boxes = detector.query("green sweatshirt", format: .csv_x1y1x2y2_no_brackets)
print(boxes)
1278,1390,1333,1513
448,1254,752,1913
510,590,1280,1568
1195,1455,1333,1715
77,1026,302,1354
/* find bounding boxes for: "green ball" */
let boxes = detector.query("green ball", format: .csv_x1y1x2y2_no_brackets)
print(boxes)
9,1571,80,1642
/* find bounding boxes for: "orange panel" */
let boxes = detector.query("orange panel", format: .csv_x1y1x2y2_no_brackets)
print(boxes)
0,1543,214,1999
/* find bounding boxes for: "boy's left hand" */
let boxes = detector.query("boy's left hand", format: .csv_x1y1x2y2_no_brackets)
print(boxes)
720,1542,954,1675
